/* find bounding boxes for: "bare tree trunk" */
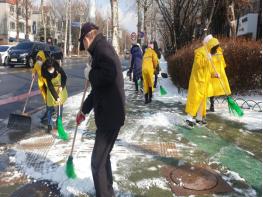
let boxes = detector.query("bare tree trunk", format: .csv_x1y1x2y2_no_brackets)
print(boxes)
41,0,46,42
64,0,69,57
143,6,148,44
204,0,217,35
110,0,120,54
69,0,72,57
16,0,19,42
25,0,29,39
137,0,142,45
227,1,237,37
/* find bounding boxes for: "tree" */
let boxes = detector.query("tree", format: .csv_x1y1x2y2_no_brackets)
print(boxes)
110,0,120,54
16,0,20,41
64,0,69,57
41,0,46,42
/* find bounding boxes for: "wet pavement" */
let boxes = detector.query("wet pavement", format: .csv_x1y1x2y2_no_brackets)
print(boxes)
0,58,261,196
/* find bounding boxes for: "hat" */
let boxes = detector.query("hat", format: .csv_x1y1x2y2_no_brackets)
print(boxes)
203,34,213,44
79,22,99,51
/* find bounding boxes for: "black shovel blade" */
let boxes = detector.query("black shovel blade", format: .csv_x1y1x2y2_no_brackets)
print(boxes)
7,113,31,131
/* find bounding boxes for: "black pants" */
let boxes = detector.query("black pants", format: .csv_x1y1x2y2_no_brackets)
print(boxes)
154,73,158,88
91,127,120,197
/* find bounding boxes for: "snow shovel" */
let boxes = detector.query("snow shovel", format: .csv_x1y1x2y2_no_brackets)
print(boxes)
7,78,35,131
158,75,167,96
207,53,244,117
66,80,89,179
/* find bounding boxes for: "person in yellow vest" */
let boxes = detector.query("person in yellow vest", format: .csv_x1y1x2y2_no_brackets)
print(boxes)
207,44,231,112
42,59,68,133
31,50,49,122
142,42,159,104
185,35,221,127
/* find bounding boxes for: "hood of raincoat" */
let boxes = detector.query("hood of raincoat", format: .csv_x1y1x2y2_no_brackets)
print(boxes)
36,50,47,62
206,38,220,52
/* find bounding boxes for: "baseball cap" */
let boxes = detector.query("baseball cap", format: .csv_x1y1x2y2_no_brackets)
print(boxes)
79,22,99,51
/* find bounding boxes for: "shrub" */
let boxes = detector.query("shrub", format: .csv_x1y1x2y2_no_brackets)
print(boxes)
167,38,262,93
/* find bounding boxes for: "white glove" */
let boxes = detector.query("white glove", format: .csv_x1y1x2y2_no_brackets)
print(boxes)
84,63,91,80
207,53,212,60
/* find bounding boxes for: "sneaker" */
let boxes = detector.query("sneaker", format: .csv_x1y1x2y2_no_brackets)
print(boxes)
196,119,207,126
186,120,195,128
47,125,52,134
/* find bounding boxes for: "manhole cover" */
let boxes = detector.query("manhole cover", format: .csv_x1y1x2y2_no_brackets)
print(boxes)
170,166,218,191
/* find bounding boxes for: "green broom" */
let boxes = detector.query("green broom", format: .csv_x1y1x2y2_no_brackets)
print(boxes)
158,77,167,96
57,104,69,141
66,80,89,179
207,52,244,117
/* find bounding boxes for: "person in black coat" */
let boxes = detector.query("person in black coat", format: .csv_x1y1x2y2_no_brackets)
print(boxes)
77,22,125,197
129,43,143,91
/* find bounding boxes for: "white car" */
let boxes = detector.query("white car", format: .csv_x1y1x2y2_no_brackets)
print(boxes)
0,45,13,66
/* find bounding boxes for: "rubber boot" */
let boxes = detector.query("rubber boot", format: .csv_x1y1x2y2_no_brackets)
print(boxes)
149,87,152,103
144,93,149,104
210,97,215,112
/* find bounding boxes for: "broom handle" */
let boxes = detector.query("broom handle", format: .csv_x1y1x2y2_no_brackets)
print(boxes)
69,80,89,156
22,77,35,114
205,49,229,96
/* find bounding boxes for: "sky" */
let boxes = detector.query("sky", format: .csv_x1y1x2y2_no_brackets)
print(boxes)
94,0,137,33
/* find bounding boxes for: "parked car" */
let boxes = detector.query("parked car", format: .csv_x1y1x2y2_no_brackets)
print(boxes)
0,45,13,66
50,45,63,65
6,41,51,68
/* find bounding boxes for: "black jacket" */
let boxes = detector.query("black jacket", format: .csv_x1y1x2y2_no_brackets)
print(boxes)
82,33,125,129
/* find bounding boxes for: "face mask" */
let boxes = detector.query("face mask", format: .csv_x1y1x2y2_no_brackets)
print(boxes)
37,60,43,66
48,67,55,74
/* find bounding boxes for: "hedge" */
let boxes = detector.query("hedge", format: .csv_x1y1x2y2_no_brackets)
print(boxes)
167,38,262,93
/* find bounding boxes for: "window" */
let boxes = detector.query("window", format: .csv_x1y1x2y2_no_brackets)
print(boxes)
18,8,22,16
19,22,24,32
10,22,16,30
10,5,15,15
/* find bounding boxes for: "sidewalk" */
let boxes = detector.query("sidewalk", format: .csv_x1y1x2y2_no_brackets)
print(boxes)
1,59,261,196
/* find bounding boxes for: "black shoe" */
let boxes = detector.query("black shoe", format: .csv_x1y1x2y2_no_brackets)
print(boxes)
145,93,149,104
209,107,215,112
196,119,207,126
47,125,52,134
186,120,195,128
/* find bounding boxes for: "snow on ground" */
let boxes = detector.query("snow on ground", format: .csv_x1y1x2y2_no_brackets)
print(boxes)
157,57,262,131
10,58,261,196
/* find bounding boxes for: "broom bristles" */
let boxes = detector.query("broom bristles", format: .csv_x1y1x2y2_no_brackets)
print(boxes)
160,85,167,96
57,116,69,141
66,156,77,179
227,97,244,117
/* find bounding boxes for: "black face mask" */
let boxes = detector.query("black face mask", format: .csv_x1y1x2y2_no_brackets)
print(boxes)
210,45,219,55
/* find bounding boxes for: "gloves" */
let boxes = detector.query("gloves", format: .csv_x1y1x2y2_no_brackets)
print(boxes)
207,53,212,60
56,97,61,103
76,111,85,125
84,63,91,80
211,73,220,78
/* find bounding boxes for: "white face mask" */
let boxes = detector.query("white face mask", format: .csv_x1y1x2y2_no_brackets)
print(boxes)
37,60,43,66
48,67,55,74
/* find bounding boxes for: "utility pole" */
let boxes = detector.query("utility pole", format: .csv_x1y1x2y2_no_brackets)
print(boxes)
64,0,69,57
41,0,46,42
69,0,72,57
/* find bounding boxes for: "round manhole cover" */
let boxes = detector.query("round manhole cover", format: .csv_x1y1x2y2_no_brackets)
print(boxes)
170,166,218,191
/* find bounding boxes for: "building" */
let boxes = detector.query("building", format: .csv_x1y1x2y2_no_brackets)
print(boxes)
0,0,34,44
31,4,63,44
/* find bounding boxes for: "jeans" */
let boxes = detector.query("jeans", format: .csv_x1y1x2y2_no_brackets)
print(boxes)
47,105,63,127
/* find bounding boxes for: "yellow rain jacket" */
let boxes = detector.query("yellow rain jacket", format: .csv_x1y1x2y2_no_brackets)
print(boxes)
207,46,231,97
46,73,68,107
142,48,159,93
185,38,220,117
32,50,47,103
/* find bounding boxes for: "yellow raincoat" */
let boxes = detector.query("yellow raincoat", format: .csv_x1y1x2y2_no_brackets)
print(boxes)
142,48,159,93
32,50,47,103
185,38,221,117
207,46,231,97
46,73,68,107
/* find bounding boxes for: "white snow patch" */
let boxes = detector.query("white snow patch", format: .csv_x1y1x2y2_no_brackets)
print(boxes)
136,178,169,190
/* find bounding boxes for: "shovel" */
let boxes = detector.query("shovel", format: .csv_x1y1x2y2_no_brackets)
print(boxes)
7,78,35,131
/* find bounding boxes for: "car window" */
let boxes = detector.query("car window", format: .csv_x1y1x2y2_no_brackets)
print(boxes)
14,42,34,50
0,46,9,52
